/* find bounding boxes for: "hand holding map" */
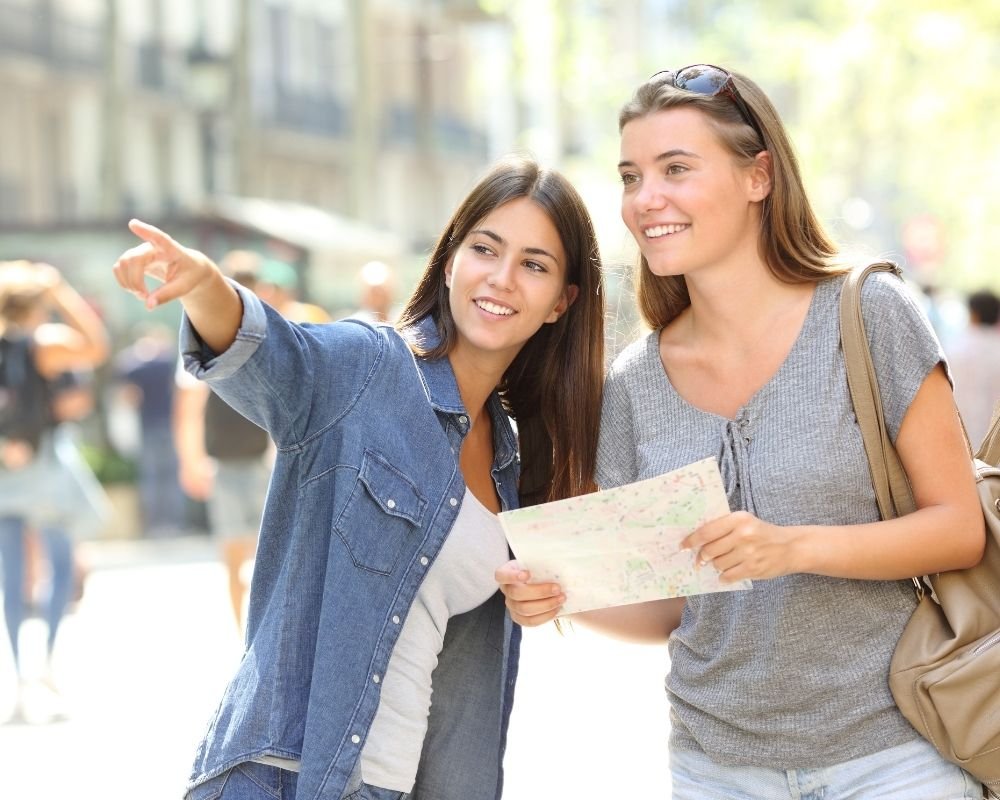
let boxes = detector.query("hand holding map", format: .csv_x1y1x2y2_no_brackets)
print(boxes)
498,457,751,615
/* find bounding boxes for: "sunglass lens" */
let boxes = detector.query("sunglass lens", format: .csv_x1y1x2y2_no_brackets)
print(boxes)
674,65,730,95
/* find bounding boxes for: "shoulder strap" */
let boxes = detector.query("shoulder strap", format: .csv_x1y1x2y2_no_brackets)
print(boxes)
838,262,917,520
839,263,927,598
977,403,1000,466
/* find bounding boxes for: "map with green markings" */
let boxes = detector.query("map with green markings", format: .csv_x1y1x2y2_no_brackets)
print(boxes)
500,457,751,614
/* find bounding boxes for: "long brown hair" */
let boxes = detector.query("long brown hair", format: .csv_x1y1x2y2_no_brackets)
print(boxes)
618,70,845,330
396,156,605,506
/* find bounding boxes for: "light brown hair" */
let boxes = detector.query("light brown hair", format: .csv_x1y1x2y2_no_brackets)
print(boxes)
396,156,605,505
619,70,845,329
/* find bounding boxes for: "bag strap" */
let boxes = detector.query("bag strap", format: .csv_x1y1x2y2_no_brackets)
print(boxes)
838,262,917,520
838,263,926,598
977,402,1000,466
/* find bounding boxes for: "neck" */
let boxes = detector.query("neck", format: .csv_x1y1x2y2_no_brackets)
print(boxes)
682,261,810,347
447,347,510,424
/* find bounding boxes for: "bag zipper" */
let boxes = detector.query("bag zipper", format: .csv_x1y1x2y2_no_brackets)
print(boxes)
972,630,1000,657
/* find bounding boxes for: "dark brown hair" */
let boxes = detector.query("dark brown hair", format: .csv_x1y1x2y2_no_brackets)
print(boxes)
618,70,845,329
396,155,605,505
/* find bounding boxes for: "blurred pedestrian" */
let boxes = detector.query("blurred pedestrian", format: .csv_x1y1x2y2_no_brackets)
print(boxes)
112,155,605,800
0,260,109,723
947,288,1000,444
343,260,397,324
174,251,272,631
114,323,186,537
255,258,332,324
499,65,984,799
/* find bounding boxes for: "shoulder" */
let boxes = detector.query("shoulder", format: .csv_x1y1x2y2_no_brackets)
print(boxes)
607,330,659,383
857,270,928,322
303,316,389,352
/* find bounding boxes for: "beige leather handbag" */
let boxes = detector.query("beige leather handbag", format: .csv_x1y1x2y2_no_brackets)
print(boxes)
840,262,1000,799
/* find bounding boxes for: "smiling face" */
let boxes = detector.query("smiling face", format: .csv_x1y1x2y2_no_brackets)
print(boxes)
444,196,576,370
618,106,770,280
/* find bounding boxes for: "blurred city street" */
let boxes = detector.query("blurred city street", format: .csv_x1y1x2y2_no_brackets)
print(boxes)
0,538,671,799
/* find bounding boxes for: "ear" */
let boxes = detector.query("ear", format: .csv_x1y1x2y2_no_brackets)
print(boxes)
747,150,772,202
546,283,579,324
444,260,452,288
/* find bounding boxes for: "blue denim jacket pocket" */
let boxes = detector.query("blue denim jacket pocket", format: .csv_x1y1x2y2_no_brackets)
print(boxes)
334,449,427,575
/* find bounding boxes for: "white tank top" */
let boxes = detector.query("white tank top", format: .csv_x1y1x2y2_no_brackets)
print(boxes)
360,487,510,792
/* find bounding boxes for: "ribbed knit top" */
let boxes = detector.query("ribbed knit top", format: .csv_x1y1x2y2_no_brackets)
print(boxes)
596,272,945,767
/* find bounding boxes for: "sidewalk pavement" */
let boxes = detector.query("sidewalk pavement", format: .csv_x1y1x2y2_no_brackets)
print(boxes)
0,537,672,799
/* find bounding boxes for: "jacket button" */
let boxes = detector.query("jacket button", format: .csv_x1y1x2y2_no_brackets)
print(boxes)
386,499,396,509
420,556,429,566
372,674,381,684
351,734,361,744
392,615,400,624
459,415,468,425
449,497,458,507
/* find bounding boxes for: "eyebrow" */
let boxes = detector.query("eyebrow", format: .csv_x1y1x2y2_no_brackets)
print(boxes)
469,228,558,261
617,149,701,169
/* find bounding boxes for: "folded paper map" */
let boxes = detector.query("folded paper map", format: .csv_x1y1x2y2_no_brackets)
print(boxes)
499,457,751,614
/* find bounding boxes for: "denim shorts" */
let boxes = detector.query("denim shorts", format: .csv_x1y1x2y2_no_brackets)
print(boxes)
208,458,270,540
670,738,983,800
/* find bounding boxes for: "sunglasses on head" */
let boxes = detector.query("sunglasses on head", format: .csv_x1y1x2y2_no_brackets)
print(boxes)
650,64,765,145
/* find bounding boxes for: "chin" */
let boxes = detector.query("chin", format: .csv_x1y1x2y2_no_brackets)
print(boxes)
644,258,687,278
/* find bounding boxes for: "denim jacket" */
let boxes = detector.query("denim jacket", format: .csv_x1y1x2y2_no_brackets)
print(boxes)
182,283,522,800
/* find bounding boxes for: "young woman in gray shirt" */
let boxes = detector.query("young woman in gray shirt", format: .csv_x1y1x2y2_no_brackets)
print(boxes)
498,67,984,799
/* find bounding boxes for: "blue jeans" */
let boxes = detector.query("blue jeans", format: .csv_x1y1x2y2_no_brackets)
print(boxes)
671,738,982,800
187,760,406,800
0,515,74,671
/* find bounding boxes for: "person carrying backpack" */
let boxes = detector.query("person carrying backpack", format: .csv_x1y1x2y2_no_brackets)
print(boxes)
0,260,108,723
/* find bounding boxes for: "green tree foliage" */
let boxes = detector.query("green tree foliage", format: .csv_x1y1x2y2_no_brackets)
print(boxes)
541,0,999,290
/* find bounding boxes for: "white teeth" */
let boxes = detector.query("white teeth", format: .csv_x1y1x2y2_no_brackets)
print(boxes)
645,223,689,239
476,299,515,316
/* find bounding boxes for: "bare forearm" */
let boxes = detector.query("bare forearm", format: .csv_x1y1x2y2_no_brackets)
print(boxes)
179,273,243,355
173,384,209,463
793,505,985,580
48,281,109,365
571,597,684,643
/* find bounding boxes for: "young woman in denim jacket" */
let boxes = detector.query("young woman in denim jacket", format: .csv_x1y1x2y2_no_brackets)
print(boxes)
112,156,605,800
499,68,985,799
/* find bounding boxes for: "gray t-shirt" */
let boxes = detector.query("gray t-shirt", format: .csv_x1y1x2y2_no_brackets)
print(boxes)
597,272,945,768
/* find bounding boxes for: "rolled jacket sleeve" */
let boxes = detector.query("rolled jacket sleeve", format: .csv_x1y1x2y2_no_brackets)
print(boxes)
179,279,384,449
180,279,268,382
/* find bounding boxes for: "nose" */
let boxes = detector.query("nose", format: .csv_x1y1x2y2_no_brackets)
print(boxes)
631,178,668,214
487,256,516,292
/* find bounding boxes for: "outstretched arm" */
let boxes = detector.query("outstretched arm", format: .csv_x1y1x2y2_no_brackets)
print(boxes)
113,219,242,354
32,263,109,376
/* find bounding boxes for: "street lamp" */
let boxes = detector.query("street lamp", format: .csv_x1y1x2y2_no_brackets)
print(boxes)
186,42,231,196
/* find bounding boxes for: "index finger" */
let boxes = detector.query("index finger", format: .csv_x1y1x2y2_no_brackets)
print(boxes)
128,218,181,255
681,512,734,551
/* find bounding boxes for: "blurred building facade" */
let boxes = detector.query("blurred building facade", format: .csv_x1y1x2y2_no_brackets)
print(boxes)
0,0,516,250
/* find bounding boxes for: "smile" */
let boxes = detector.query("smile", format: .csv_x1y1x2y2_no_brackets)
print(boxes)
475,299,516,316
644,223,690,239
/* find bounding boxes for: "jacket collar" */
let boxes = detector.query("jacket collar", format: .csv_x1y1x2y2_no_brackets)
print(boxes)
403,316,519,471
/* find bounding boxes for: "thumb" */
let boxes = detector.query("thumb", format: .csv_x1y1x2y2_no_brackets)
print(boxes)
495,560,530,584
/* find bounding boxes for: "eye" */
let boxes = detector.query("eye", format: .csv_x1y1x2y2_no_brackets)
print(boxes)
619,172,639,187
471,243,495,257
666,163,688,176
523,260,547,274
